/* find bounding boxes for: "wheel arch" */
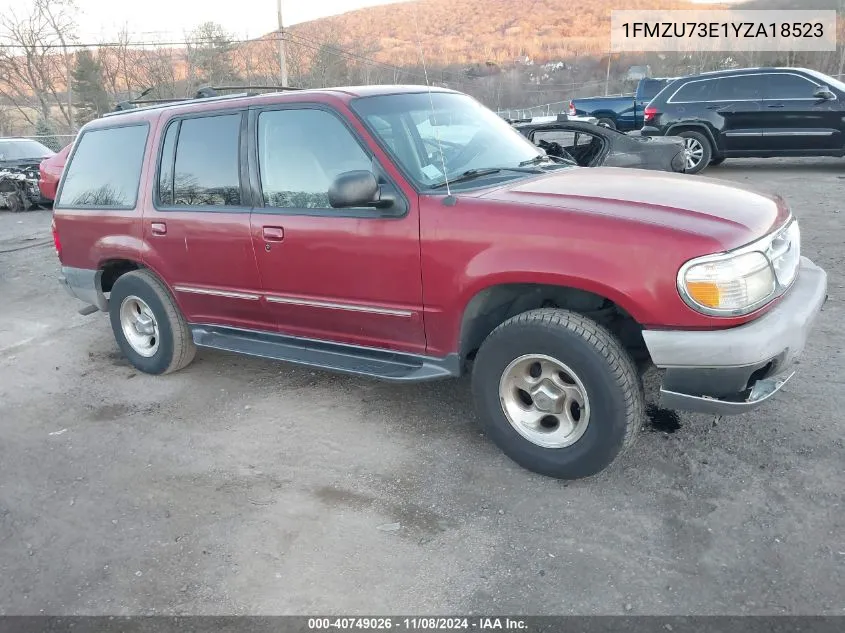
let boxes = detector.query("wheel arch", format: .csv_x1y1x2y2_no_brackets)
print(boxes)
457,282,649,370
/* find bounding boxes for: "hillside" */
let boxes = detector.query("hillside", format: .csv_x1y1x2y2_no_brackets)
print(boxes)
285,0,726,66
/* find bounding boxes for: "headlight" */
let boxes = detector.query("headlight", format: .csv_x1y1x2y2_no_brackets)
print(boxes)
679,219,800,316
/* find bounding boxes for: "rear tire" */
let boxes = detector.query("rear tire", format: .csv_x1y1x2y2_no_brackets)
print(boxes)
108,269,196,375
678,130,712,174
471,308,644,479
596,118,616,130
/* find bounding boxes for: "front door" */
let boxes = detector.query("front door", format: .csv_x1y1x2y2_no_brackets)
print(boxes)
142,111,273,331
760,72,843,152
247,105,426,354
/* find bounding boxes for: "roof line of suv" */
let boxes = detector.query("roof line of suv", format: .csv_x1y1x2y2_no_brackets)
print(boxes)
99,84,454,122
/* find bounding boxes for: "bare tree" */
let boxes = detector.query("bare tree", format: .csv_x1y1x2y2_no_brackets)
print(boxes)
0,0,78,131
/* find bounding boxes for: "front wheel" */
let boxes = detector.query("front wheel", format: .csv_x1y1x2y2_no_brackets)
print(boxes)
678,131,712,174
471,308,644,479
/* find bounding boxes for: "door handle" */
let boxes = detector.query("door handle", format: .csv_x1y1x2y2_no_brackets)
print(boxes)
767,104,785,108
705,105,722,110
150,222,166,236
262,226,285,241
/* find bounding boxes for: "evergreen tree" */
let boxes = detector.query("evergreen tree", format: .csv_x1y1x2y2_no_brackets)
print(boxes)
34,117,62,151
71,50,111,126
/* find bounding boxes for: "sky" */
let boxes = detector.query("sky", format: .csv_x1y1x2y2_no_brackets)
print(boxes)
1,0,413,42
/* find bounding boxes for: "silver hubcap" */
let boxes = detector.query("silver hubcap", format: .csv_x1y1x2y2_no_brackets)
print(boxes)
119,296,159,357
498,354,591,449
683,138,704,170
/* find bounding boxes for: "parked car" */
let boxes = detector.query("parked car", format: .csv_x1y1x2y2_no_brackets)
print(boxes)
568,77,678,131
0,138,54,211
53,85,827,480
641,67,845,174
38,143,71,202
513,115,687,172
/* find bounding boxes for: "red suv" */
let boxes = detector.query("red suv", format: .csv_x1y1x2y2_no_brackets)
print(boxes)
52,86,827,479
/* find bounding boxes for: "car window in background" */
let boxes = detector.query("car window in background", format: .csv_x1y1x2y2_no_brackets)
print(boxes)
55,125,148,209
669,79,715,103
0,139,55,161
708,75,766,101
171,114,242,207
640,79,671,101
533,130,593,147
257,108,372,209
765,73,821,100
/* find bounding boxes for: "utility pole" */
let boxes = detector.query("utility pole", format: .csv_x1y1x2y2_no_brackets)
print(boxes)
277,0,288,87
604,50,612,96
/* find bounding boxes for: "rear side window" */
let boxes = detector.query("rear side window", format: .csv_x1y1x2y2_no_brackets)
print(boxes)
157,113,242,208
56,124,148,209
669,80,715,103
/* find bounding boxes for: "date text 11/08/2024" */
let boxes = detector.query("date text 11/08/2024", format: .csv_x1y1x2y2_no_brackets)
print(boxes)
621,22,825,39
308,617,528,630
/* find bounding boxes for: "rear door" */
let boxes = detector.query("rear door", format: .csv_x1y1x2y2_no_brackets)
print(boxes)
760,71,842,151
141,110,273,331
706,75,768,153
247,105,426,353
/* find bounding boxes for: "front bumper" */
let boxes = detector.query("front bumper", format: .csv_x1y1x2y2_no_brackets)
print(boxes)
642,257,828,416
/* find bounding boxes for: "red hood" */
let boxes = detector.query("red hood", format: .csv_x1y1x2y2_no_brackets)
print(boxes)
475,167,791,250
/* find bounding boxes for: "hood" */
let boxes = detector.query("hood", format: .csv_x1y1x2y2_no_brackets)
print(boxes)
477,167,790,250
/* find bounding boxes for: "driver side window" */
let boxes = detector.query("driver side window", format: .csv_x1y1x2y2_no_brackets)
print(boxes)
258,108,372,209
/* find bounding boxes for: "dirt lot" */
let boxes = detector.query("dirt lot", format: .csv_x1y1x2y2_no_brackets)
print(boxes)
1,158,844,616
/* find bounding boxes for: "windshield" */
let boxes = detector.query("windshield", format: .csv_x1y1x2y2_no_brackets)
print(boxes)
803,69,845,93
0,139,54,161
351,91,548,189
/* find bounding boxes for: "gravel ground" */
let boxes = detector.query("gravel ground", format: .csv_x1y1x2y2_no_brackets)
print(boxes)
0,158,843,616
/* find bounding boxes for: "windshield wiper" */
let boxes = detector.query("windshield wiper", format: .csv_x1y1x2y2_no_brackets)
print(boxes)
519,154,576,167
430,166,543,189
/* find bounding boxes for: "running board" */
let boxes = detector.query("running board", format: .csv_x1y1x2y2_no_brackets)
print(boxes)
190,325,460,382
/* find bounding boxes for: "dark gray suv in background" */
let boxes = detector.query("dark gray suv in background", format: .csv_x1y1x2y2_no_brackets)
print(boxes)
641,67,845,173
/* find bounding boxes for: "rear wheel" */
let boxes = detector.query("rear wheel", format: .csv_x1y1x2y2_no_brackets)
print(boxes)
109,269,196,375
596,118,616,130
678,131,712,174
471,308,644,479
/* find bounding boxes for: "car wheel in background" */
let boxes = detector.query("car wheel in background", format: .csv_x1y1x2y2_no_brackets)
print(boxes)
109,269,196,375
678,131,712,174
596,118,616,129
471,308,644,479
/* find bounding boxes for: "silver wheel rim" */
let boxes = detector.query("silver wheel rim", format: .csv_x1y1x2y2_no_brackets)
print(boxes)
683,138,704,170
119,295,160,357
498,354,591,449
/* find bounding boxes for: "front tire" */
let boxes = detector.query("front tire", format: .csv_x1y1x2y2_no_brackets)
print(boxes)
109,269,196,375
678,130,712,174
471,308,644,479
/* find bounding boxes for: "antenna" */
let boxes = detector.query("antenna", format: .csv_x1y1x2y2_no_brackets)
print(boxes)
411,3,451,198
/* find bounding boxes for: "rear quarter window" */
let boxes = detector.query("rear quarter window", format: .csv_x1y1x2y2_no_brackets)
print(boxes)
55,124,149,209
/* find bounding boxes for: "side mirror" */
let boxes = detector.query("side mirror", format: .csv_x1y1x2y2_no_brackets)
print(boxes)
813,85,836,100
328,170,384,209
